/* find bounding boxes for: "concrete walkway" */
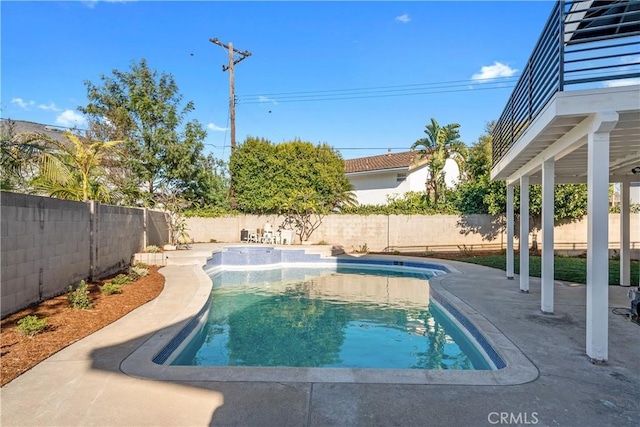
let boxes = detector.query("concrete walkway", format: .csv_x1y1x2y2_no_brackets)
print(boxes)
1,245,638,426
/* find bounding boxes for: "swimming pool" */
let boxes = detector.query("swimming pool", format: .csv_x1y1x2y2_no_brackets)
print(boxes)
170,267,493,370
121,246,539,385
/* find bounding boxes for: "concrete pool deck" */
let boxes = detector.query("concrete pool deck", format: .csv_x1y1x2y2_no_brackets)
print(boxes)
1,244,638,426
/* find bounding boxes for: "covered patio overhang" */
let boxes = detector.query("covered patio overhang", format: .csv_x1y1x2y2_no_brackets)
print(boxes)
492,85,640,363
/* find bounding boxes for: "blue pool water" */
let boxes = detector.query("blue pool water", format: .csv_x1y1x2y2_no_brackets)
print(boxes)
171,267,491,370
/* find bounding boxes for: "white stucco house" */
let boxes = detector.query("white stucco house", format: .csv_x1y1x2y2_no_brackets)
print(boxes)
491,0,639,363
344,151,460,205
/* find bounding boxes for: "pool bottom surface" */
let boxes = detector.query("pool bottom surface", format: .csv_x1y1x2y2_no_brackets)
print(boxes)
171,267,490,370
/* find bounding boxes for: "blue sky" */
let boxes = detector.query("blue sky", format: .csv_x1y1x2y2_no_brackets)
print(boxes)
1,1,554,161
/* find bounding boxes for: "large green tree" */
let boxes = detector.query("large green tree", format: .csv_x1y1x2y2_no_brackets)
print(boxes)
229,137,355,241
79,59,225,207
411,118,468,205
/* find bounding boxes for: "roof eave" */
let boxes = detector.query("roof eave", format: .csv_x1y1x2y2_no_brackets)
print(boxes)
346,166,410,176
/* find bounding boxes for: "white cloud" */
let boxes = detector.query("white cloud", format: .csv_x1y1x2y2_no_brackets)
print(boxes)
207,122,228,132
472,62,517,83
56,110,87,127
82,0,136,8
258,96,278,105
11,98,34,109
603,78,640,88
38,102,61,112
395,14,411,23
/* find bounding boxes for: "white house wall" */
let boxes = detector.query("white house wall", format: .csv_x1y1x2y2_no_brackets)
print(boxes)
442,158,461,188
348,160,460,206
407,164,429,193
348,171,411,205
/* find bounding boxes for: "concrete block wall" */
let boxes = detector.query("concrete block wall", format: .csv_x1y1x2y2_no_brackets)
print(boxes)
1,192,169,317
187,215,280,244
95,204,144,278
147,210,170,247
1,193,91,317
186,214,511,250
544,214,640,247
186,213,640,253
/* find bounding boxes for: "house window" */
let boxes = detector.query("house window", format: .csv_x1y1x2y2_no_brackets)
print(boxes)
396,173,406,183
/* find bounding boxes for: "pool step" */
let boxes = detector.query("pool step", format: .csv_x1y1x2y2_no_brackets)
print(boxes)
133,244,340,267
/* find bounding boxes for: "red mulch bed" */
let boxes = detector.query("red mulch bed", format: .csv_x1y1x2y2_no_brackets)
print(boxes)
0,267,164,387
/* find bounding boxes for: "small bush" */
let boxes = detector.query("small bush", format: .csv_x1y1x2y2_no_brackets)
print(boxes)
134,262,149,268
128,265,148,279
16,315,48,337
68,280,93,309
111,274,134,286
353,243,369,254
458,244,474,257
144,245,160,253
99,282,122,296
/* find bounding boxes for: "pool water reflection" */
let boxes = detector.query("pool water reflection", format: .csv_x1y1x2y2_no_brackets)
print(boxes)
171,267,491,370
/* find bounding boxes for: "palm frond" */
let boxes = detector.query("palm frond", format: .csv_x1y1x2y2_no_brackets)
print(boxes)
39,152,73,185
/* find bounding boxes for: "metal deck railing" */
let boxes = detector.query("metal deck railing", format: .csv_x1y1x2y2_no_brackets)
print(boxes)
492,0,640,167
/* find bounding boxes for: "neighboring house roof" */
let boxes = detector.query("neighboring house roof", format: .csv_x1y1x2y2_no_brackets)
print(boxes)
345,151,427,174
1,119,69,144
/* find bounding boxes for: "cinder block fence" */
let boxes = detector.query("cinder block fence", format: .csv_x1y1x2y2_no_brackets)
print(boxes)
3,191,638,317
186,213,640,255
1,192,168,317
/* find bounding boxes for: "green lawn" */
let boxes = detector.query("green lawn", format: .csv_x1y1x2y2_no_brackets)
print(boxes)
456,255,639,286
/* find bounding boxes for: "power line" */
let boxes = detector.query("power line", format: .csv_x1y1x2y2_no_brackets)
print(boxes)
236,67,633,105
241,80,515,100
203,144,410,150
239,75,519,97
238,83,515,104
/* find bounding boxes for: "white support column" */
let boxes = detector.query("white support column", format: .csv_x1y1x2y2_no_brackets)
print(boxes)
620,181,631,287
520,175,530,293
541,159,555,313
506,183,515,280
586,112,617,363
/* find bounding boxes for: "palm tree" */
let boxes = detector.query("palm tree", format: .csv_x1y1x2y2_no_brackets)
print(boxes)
411,118,468,204
19,131,121,202
1,120,47,192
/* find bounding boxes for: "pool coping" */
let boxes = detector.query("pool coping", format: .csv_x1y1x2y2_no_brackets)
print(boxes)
120,249,539,385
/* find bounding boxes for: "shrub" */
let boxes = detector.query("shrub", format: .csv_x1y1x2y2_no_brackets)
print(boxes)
99,282,122,296
16,315,48,337
458,244,474,257
68,280,93,309
128,265,149,279
144,245,160,253
111,274,134,286
353,243,369,253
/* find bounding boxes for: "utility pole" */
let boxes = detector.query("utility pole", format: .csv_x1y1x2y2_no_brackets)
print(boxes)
210,38,251,210
209,38,251,154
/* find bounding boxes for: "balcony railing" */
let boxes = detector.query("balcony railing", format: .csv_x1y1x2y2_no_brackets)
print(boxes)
492,0,640,167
